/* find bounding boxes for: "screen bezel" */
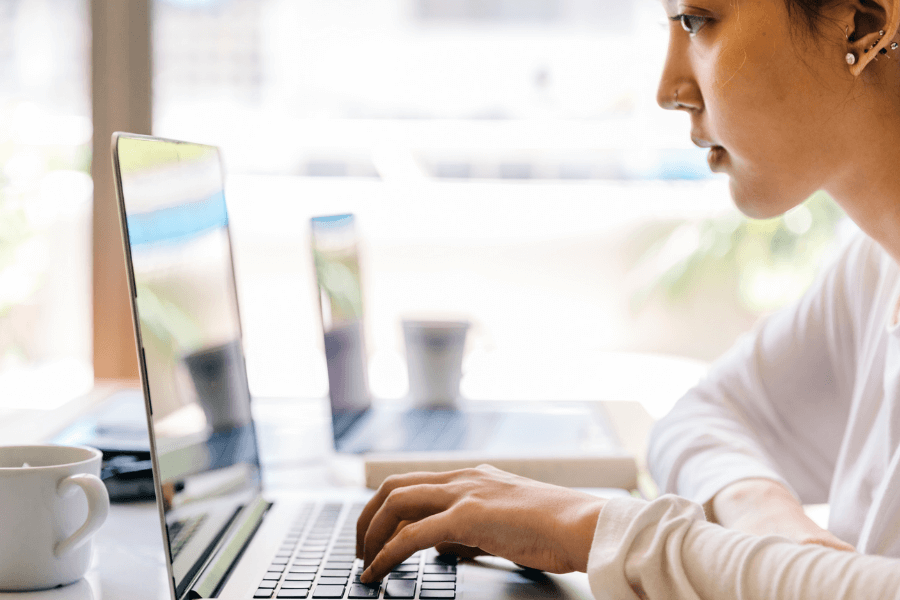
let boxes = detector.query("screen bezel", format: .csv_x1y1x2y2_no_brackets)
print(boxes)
110,132,264,600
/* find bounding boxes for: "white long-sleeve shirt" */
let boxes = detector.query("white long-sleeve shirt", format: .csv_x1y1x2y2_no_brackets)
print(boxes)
648,232,900,556
587,495,900,599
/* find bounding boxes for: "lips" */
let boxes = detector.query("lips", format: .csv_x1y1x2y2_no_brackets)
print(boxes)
690,135,719,149
691,134,727,171
706,146,727,171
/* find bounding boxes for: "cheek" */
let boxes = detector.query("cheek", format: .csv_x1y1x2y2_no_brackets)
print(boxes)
707,35,789,154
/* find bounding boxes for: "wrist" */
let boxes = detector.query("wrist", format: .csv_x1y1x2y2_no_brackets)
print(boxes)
711,478,800,528
566,497,606,572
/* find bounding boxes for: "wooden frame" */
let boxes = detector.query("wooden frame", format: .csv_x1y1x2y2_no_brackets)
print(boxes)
91,0,152,379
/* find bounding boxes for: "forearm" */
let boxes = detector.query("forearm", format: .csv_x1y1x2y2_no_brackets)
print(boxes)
709,478,853,550
710,478,803,527
588,496,900,600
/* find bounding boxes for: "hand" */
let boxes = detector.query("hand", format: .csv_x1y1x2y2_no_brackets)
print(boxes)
355,465,606,583
711,478,855,552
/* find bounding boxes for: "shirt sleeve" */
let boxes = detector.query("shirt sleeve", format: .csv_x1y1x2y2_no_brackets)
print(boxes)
647,235,877,505
587,495,900,600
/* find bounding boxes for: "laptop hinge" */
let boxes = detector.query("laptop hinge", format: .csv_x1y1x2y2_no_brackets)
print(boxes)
184,495,272,599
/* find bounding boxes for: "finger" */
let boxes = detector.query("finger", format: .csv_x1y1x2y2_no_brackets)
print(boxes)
363,484,454,567
434,542,489,559
356,471,456,558
362,511,459,583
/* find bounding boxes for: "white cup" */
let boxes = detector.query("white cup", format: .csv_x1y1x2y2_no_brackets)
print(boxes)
0,445,110,591
402,319,469,408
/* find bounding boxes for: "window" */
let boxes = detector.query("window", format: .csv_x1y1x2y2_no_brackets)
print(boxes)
153,0,845,407
0,0,93,409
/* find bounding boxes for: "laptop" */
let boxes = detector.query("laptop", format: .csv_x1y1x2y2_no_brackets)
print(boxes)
111,132,603,599
309,214,625,460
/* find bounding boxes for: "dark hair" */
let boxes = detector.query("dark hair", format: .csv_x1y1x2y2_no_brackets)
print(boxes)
783,0,839,35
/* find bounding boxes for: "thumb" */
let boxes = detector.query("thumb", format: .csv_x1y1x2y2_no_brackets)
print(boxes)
434,542,489,559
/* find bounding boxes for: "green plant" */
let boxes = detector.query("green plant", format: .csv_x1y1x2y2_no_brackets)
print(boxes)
631,190,846,313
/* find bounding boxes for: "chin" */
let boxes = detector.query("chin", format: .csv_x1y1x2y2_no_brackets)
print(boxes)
728,177,807,220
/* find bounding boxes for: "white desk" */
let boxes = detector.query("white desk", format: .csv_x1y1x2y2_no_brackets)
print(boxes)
0,385,657,600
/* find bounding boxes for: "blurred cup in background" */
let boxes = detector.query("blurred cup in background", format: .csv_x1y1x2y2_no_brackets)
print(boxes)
402,319,469,408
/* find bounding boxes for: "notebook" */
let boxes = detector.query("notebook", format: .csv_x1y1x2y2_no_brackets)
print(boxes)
111,132,622,599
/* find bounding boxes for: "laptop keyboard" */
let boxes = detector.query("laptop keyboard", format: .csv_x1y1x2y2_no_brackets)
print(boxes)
254,503,458,600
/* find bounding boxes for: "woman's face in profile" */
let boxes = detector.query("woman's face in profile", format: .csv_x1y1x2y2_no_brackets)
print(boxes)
658,0,852,218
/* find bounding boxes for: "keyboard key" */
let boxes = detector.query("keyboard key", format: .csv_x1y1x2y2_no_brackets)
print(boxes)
391,564,419,572
318,577,349,586
258,581,278,589
312,585,345,598
424,565,456,574
328,554,356,562
272,558,289,565
293,559,321,566
286,574,317,581
282,581,313,589
388,572,417,580
297,552,326,559
321,569,351,578
347,584,381,598
325,562,354,570
384,580,417,598
422,575,456,582
264,572,284,580
269,564,287,573
277,590,309,599
290,566,319,574
419,591,455,599
254,589,274,598
421,582,455,590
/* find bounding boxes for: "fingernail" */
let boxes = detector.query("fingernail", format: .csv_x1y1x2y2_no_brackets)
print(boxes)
360,568,371,584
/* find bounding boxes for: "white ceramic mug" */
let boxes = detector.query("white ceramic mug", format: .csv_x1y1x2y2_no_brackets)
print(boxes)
403,319,470,408
0,445,109,591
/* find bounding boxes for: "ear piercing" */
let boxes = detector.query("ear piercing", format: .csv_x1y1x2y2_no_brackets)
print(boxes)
847,29,899,66
866,30,886,54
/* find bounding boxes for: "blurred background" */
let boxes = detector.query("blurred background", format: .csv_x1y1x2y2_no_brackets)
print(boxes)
0,0,852,417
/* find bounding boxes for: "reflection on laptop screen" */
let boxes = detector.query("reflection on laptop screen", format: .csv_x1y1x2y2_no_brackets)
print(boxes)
310,214,371,440
115,135,262,598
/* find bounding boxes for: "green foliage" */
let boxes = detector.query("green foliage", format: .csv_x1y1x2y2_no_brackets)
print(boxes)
632,191,846,313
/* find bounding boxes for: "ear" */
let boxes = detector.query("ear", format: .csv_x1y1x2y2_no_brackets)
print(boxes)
843,0,900,76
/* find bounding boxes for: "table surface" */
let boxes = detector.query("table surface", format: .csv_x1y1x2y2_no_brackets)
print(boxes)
0,385,656,600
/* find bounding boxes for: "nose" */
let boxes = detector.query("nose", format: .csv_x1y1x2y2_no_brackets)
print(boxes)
656,33,702,112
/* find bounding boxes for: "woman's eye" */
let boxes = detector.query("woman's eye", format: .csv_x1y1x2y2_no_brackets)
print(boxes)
676,14,709,35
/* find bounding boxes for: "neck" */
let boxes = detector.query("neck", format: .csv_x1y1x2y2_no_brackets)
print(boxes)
825,90,900,263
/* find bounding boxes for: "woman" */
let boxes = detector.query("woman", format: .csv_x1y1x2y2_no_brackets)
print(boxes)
355,0,900,597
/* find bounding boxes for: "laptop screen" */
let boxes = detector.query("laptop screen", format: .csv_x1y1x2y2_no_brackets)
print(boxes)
114,135,262,598
310,214,372,440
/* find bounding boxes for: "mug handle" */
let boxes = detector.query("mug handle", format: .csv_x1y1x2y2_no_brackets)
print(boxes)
54,474,110,558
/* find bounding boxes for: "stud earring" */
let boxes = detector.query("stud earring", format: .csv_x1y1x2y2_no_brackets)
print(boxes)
846,52,857,65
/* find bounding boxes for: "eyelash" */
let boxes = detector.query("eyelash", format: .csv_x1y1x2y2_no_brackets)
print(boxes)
670,14,710,35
